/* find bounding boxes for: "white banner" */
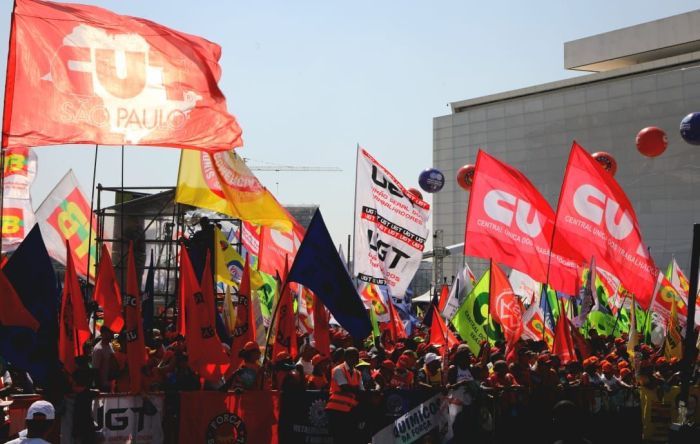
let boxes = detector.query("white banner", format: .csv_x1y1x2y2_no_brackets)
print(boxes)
371,394,447,444
2,148,37,252
508,269,541,307
34,170,97,279
442,264,475,321
61,394,164,444
353,148,430,298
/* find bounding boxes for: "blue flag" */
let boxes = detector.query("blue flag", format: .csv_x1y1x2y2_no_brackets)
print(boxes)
142,250,155,346
287,210,371,339
0,225,58,384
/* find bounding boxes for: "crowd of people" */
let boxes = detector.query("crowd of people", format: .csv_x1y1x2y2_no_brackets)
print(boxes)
2,300,699,443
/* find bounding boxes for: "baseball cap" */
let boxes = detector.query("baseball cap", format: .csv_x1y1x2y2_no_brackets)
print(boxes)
26,400,54,420
424,353,441,365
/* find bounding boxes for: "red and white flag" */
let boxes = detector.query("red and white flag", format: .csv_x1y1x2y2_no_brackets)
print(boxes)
464,150,578,295
3,0,242,151
489,261,523,352
551,142,657,308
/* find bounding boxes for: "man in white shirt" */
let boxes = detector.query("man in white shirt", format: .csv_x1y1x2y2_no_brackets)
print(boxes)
4,400,54,444
296,343,318,376
91,327,116,392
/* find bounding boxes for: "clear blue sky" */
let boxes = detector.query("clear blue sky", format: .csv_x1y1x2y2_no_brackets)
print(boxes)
1,0,698,248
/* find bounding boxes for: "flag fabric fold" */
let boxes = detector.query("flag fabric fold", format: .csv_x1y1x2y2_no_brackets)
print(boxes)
93,244,124,333
125,243,146,393
230,255,257,370
0,267,39,332
287,210,371,340
553,300,577,364
489,261,523,355
429,308,459,350
58,242,90,374
312,295,331,358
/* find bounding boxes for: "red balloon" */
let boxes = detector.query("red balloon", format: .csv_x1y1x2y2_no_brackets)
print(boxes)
636,126,667,157
592,151,617,176
456,164,476,191
407,187,423,200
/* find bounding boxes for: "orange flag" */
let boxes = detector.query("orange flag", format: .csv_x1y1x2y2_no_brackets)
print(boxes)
93,244,124,333
182,249,229,379
387,298,407,342
553,300,577,364
312,294,331,358
59,243,90,374
0,267,39,332
437,283,450,313
273,256,297,360
230,254,257,370
429,307,459,349
125,243,146,393
489,261,523,354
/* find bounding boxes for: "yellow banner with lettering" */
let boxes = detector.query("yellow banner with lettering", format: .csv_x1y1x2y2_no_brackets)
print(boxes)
176,150,292,232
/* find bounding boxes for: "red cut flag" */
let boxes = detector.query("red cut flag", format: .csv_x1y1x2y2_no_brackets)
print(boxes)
387,298,407,342
429,308,459,349
3,0,242,151
489,261,523,352
551,142,657,308
312,294,331,358
437,283,449,313
124,242,145,393
256,220,305,277
0,268,39,331
93,244,124,333
553,300,577,364
464,150,578,295
184,250,230,379
230,255,257,370
59,243,90,374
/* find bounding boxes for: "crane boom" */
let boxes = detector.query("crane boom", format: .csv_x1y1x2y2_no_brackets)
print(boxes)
248,165,342,172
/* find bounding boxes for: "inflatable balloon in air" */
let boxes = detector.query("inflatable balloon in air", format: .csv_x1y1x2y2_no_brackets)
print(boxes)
592,151,617,176
636,126,667,157
456,164,476,191
680,112,700,145
418,168,445,193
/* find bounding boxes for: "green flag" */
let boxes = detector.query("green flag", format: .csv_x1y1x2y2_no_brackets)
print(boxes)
369,305,381,343
257,271,277,323
587,311,618,336
450,270,503,354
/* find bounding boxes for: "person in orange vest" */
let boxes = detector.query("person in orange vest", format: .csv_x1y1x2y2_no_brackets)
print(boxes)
326,347,363,444
306,354,330,390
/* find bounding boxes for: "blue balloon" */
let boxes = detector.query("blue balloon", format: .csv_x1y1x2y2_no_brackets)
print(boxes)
680,112,700,145
418,168,445,193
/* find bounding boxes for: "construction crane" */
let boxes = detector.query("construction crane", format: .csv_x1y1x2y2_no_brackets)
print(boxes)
242,157,342,172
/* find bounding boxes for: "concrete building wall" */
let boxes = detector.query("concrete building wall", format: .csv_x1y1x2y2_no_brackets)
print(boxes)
433,61,700,284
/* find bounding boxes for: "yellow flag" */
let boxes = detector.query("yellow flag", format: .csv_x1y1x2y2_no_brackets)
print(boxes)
175,149,293,232
214,227,264,290
224,285,236,333
664,293,683,360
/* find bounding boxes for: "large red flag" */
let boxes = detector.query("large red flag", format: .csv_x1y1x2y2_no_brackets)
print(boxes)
489,261,523,352
0,267,39,332
464,150,578,295
437,283,449,313
230,255,257,370
429,308,459,349
272,282,298,360
551,142,657,308
183,250,230,379
312,294,331,358
553,301,577,364
93,244,124,333
125,243,145,393
3,0,242,151
59,243,90,374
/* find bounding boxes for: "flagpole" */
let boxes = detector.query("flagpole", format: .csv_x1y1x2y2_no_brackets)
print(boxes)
85,145,99,287
351,144,360,280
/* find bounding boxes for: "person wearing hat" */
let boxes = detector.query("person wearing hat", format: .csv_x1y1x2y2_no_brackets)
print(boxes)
417,353,443,389
273,351,305,392
221,341,264,391
306,355,330,390
599,361,620,392
373,360,395,390
5,400,55,444
355,359,373,390
326,347,363,444
389,355,414,389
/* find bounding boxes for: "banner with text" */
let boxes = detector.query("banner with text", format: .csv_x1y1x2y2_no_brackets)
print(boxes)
354,148,430,298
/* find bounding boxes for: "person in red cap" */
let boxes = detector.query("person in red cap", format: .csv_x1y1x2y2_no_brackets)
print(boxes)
326,347,363,444
389,355,414,389
306,354,330,390
373,360,395,390
223,341,264,391
273,351,305,391
600,361,620,392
